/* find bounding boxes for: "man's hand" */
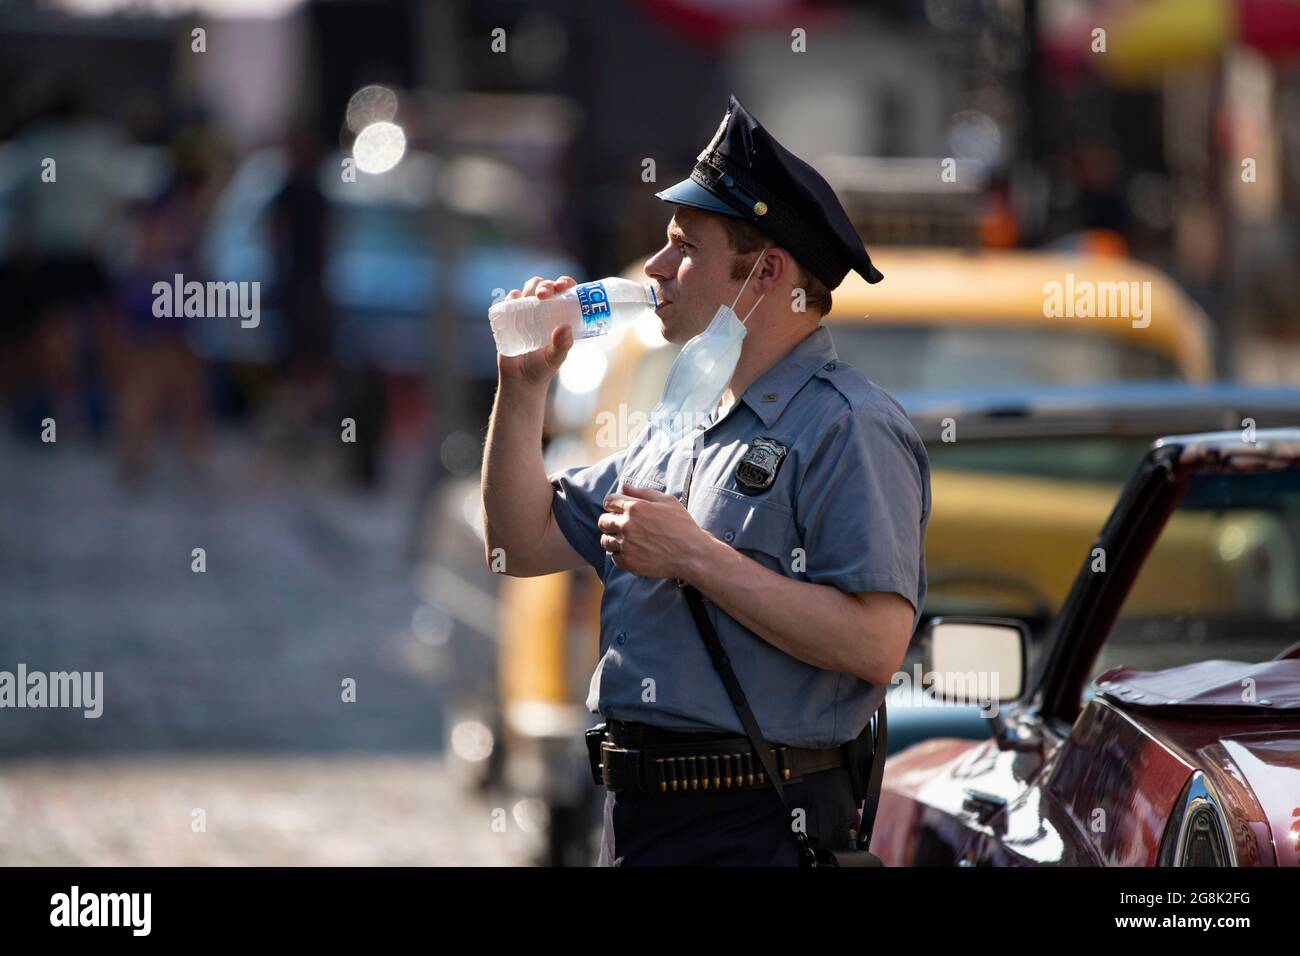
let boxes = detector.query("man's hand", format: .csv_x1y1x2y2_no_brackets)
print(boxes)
481,273,589,579
497,275,578,389
597,484,718,579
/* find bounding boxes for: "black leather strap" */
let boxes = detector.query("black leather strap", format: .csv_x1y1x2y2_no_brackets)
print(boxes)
682,584,819,864
856,699,887,851
682,584,888,863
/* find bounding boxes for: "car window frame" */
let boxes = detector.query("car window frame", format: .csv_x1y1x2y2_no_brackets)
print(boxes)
1030,443,1190,728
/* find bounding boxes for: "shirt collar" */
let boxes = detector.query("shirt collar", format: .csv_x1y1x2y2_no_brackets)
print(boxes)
737,324,838,429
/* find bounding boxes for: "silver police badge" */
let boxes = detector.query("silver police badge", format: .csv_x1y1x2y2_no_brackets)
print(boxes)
698,110,729,161
735,437,787,494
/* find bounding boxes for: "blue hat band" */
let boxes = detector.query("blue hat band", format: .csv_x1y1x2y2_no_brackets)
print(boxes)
692,156,866,290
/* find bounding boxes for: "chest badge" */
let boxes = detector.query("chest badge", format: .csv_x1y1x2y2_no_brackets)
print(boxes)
735,437,787,494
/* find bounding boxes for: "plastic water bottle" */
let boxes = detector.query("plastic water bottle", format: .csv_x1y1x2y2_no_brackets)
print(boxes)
489,277,659,356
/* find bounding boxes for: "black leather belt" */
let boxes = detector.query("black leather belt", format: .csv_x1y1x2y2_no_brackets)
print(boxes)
589,719,847,796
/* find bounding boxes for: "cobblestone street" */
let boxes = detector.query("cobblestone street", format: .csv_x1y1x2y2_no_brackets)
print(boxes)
0,755,535,866
0,432,530,865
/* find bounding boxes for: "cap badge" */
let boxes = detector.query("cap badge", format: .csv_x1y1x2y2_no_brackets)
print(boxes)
698,111,730,162
735,437,788,494
753,201,768,216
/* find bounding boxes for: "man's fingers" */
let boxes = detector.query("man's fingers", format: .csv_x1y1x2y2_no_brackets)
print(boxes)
596,512,626,534
600,533,625,554
544,323,573,368
520,275,574,300
539,274,579,299
603,493,633,514
619,483,674,502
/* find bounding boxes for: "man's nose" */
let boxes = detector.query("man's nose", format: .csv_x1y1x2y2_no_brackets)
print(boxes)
644,243,675,281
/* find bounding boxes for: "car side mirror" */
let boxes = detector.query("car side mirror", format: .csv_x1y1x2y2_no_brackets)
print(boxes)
921,617,1029,706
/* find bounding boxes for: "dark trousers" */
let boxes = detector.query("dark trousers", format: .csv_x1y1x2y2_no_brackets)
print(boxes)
597,766,858,866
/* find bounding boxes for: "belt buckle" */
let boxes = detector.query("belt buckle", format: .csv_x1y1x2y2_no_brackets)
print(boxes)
600,740,644,794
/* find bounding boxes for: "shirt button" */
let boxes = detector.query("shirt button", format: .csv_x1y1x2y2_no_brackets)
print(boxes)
723,530,735,542
616,631,627,645
823,361,836,371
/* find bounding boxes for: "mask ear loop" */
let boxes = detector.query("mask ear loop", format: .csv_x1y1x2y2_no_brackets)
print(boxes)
731,247,768,325
625,246,770,487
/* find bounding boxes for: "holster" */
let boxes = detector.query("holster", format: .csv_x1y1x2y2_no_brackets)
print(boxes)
585,722,607,786
842,703,880,806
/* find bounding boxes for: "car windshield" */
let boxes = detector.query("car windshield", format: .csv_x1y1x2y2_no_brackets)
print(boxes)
920,436,1154,626
830,324,1181,392
623,328,1179,432
1087,463,1300,688
928,437,1157,485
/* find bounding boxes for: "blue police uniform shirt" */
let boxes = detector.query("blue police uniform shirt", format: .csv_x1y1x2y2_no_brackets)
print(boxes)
548,324,931,748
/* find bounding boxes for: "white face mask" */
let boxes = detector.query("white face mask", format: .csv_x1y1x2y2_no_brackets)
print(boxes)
648,247,767,444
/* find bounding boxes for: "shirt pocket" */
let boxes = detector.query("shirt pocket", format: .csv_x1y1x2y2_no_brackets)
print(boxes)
691,483,796,564
619,473,667,493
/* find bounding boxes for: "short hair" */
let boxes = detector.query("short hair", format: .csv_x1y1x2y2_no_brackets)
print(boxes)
715,214,833,317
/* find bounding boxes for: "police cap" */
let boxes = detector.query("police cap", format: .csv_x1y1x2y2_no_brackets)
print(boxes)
656,94,883,289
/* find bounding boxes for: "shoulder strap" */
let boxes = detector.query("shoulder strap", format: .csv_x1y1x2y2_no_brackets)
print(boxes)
682,584,888,864
681,584,819,865
856,696,887,850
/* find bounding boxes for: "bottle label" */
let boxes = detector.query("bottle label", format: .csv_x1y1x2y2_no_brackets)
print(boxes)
574,281,611,338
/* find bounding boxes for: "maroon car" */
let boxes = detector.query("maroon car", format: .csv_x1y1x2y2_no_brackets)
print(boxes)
874,427,1300,866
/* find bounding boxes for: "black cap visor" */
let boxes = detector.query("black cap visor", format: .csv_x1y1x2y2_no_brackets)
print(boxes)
655,177,745,218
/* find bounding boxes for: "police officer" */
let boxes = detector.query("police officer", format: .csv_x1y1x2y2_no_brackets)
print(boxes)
481,95,930,866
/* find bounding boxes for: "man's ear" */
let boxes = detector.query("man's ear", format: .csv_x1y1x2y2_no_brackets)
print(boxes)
747,247,783,295
767,247,794,288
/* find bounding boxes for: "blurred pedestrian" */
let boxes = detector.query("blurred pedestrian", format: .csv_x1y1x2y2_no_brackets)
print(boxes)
110,192,211,488
10,83,125,438
270,123,335,436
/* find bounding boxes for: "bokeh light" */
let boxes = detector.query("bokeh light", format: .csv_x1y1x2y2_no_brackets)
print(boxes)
352,121,406,174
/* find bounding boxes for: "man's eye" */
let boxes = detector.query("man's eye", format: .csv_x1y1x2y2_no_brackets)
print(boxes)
677,241,692,254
